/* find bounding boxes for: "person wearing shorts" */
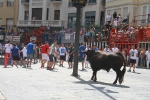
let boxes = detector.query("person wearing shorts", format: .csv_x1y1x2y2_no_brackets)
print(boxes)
40,42,49,68
128,45,138,73
10,43,20,68
68,44,74,69
49,40,57,70
27,40,35,67
21,44,27,68
59,44,66,67
78,42,86,70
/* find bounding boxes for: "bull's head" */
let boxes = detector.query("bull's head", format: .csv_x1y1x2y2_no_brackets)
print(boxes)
83,50,96,62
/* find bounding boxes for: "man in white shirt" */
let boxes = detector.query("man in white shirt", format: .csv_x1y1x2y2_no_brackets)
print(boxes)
112,45,119,53
4,41,13,67
128,45,138,72
103,45,111,53
145,48,150,69
21,43,27,68
59,44,66,67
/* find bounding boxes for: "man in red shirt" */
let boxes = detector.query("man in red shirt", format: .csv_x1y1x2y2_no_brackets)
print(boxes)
39,41,49,68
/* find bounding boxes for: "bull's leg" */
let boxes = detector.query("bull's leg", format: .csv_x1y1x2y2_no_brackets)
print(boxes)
93,71,97,82
113,70,122,84
113,71,119,84
91,71,94,80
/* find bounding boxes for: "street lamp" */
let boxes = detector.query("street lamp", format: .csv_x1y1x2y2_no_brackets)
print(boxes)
71,0,87,76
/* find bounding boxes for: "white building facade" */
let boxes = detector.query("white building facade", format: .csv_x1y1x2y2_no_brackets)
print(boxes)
17,0,105,29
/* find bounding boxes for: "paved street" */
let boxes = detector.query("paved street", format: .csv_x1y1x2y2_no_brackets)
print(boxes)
0,60,150,100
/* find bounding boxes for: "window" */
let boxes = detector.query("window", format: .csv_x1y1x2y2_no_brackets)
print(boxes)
68,13,76,28
142,6,147,23
0,0,3,6
0,18,2,27
47,8,49,20
88,0,96,3
133,7,137,19
85,11,96,27
32,8,42,20
6,18,13,30
7,0,14,6
24,11,29,20
54,10,60,20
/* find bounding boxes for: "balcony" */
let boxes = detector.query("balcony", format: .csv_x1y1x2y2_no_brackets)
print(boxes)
51,0,61,4
21,0,29,4
17,20,64,27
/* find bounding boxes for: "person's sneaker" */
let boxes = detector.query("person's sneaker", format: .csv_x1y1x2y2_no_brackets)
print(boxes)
128,69,131,72
133,70,135,73
59,64,61,67
82,68,85,71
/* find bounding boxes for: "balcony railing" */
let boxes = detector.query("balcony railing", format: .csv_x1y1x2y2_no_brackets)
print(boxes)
51,0,61,3
0,2,3,6
21,0,29,4
17,20,64,27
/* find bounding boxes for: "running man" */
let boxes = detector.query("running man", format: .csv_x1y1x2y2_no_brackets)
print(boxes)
40,42,49,68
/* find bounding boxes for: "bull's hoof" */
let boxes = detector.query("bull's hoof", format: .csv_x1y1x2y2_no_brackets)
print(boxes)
113,82,117,84
119,81,122,85
94,78,97,82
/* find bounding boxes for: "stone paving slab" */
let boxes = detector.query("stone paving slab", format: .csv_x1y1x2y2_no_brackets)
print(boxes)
0,62,150,100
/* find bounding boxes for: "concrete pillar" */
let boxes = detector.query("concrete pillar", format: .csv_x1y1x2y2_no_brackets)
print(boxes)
29,0,32,20
42,0,47,20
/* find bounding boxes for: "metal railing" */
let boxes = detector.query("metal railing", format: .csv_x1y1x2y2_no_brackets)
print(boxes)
17,20,64,27
21,0,29,3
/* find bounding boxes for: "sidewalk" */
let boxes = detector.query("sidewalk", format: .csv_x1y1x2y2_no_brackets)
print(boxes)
0,61,150,100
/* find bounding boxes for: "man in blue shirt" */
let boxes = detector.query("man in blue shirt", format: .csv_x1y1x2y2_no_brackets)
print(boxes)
10,43,20,68
79,42,86,71
93,45,99,51
27,40,35,67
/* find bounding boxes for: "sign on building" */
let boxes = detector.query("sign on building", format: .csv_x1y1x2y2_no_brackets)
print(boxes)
5,36,12,42
65,34,70,39
13,36,20,42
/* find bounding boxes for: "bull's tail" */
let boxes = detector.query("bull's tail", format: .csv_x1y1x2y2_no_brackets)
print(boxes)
116,52,126,81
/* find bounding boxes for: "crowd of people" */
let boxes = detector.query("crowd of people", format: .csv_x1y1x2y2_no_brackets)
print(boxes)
1,40,150,73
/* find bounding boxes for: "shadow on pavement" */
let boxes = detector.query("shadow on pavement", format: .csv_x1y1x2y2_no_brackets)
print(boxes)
74,77,119,100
